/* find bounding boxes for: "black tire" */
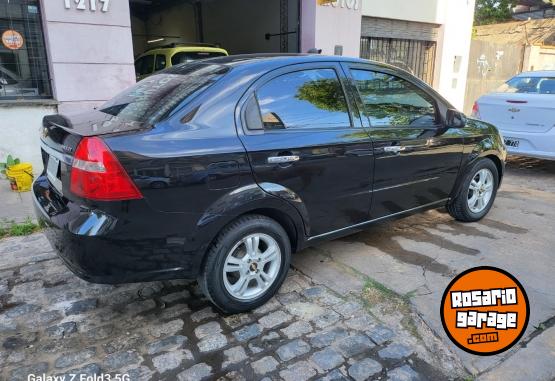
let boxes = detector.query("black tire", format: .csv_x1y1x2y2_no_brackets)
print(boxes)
447,158,499,222
198,214,291,314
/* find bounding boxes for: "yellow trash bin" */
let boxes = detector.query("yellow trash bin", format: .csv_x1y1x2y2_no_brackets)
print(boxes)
6,163,34,192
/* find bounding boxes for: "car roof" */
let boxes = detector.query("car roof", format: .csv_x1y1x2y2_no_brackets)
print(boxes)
516,70,555,77
139,46,228,57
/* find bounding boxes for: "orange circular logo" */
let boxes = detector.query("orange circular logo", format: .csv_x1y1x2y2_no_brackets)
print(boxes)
2,30,24,50
441,267,529,356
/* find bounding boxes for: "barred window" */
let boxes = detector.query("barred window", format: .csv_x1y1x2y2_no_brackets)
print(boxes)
0,0,51,99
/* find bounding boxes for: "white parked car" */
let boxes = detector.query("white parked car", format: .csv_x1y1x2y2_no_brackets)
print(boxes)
472,71,555,160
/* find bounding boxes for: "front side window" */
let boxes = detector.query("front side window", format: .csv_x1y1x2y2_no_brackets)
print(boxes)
351,69,437,127
256,68,351,130
135,55,154,76
497,76,555,94
0,0,51,99
155,55,167,72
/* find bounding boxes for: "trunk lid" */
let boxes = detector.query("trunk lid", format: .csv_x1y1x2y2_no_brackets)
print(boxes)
478,93,555,133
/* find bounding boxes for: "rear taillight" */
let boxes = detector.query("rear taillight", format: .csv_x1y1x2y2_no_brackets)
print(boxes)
471,101,481,119
70,137,142,201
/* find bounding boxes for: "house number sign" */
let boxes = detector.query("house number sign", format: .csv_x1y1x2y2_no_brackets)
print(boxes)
64,0,111,12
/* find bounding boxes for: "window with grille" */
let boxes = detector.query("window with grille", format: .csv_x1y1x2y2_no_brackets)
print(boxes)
360,37,437,85
0,0,51,99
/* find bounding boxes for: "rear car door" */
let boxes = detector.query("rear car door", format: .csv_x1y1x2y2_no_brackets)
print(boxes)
345,64,464,219
237,63,374,238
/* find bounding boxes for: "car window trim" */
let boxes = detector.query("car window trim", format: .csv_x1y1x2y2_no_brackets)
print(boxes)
344,63,443,130
243,63,357,133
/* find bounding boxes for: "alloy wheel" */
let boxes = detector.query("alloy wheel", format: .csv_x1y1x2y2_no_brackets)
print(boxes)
222,233,282,301
467,168,494,213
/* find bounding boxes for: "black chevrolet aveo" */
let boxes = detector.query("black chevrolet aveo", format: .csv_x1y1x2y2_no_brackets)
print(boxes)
34,55,506,313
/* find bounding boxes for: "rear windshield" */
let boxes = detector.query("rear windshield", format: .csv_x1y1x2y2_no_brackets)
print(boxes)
100,63,230,124
497,76,555,94
171,51,227,65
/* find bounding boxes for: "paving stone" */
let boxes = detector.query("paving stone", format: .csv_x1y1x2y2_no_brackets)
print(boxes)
197,333,228,352
333,301,363,318
258,310,292,329
103,350,142,370
253,297,281,314
148,319,184,338
152,349,193,373
348,358,383,381
194,321,222,339
5,303,41,318
276,339,311,361
102,333,146,354
277,291,302,305
285,302,326,320
251,356,279,375
86,324,114,340
310,327,349,348
146,335,188,355
344,314,377,331
280,320,313,339
177,363,213,381
56,363,101,379
9,362,49,381
312,310,341,329
126,299,156,314
310,347,344,371
46,321,77,338
379,343,414,360
248,342,264,354
302,286,325,298
261,331,280,341
280,360,317,381
161,290,190,304
387,365,421,381
233,323,261,342
127,365,155,381
367,325,395,345
65,298,97,316
336,334,375,357
318,368,350,381
223,346,248,369
160,303,190,319
6,351,25,364
55,347,97,369
224,370,247,381
223,313,252,329
23,310,62,327
191,307,218,322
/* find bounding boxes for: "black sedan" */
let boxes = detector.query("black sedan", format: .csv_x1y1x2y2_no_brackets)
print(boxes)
34,55,506,313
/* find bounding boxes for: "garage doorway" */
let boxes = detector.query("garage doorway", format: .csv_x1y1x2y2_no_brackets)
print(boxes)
130,0,300,59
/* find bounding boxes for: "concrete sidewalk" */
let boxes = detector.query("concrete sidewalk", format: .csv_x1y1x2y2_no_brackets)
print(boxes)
0,179,35,226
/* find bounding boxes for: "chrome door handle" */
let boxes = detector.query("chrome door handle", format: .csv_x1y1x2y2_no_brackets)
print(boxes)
383,146,406,153
267,155,300,164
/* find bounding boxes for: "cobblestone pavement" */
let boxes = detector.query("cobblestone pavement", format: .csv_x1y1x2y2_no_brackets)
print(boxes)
0,233,457,381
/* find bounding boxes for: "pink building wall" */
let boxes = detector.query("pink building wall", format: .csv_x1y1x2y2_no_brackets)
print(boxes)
40,0,136,114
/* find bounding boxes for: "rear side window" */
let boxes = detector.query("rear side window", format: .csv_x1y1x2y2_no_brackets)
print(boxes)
155,55,167,72
171,51,227,65
135,55,155,76
497,76,555,94
351,69,437,127
100,63,230,124
255,69,351,130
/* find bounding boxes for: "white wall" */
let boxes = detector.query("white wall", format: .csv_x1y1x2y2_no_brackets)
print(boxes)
302,0,362,57
435,0,476,110
362,0,445,24
0,104,57,174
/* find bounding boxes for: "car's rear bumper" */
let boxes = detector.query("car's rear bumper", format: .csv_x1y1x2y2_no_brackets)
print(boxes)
499,127,555,160
32,175,205,284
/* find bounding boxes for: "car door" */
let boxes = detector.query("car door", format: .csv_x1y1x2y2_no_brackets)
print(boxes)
135,54,155,81
237,63,374,237
344,63,464,219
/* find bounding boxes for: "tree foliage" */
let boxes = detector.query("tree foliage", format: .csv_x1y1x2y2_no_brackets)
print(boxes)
475,0,518,25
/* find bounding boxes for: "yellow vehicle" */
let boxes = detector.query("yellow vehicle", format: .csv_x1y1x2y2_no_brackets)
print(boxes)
134,43,228,81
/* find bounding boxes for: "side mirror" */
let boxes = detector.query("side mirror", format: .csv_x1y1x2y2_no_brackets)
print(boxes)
445,109,466,129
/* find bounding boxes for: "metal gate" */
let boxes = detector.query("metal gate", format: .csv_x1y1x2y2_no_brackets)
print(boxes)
360,37,437,85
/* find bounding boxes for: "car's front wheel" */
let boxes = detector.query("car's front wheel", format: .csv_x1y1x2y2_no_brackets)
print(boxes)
198,215,291,313
447,158,499,222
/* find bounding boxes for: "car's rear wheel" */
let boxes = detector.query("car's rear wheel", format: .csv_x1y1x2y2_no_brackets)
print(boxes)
447,158,499,222
198,215,291,313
